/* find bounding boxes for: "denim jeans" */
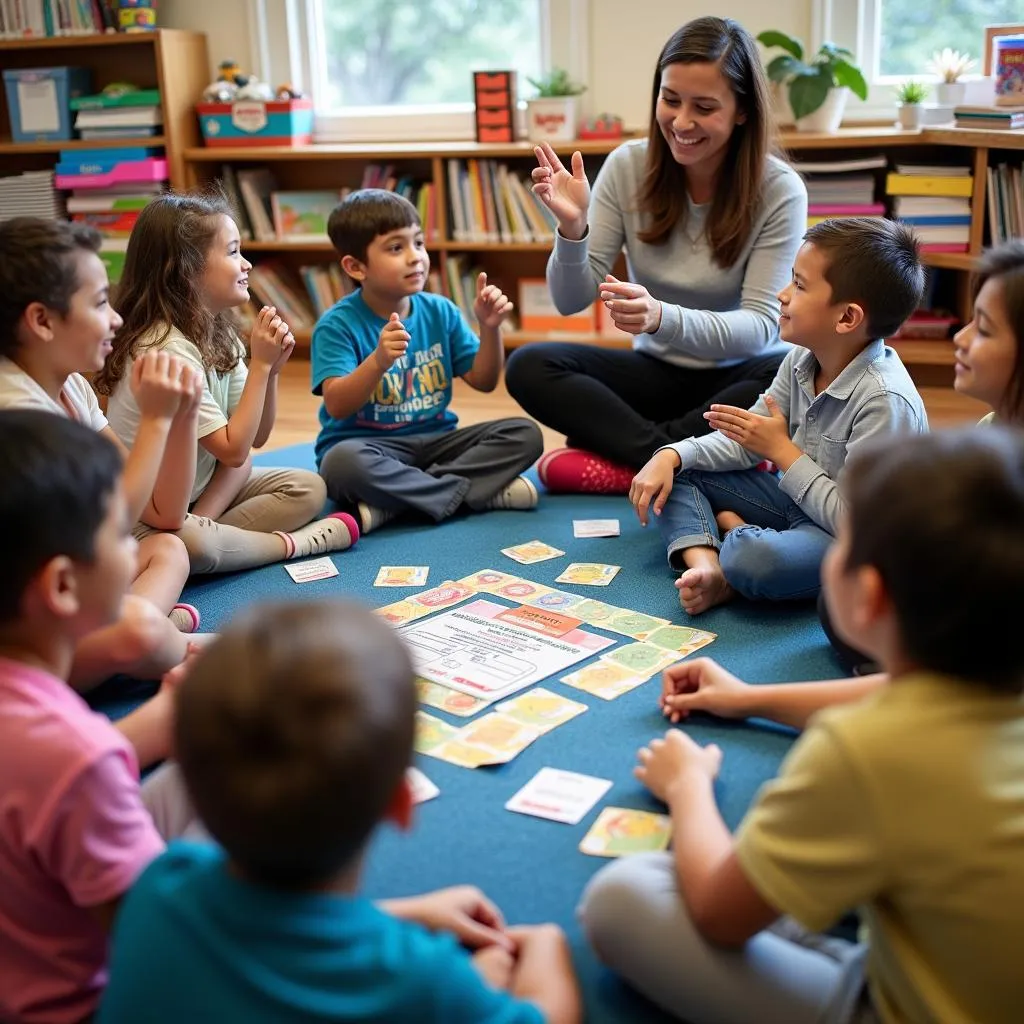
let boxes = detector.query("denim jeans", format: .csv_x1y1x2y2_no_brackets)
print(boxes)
656,467,834,601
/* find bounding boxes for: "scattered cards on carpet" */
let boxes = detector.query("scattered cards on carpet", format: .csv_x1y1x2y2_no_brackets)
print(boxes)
283,557,339,584
572,519,620,538
555,562,621,586
505,768,612,824
501,540,566,564
579,807,672,857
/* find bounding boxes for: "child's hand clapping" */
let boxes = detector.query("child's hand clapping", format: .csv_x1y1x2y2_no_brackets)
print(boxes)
375,313,410,371
174,364,205,423
473,272,514,329
249,305,294,372
131,351,194,422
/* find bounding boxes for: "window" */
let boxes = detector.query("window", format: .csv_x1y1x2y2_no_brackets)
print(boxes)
875,0,1022,78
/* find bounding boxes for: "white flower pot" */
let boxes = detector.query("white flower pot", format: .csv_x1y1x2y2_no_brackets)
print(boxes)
936,82,966,107
525,96,579,142
897,103,924,129
794,87,848,133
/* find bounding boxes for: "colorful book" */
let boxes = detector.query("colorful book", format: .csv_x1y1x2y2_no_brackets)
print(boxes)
270,190,342,242
71,89,162,110
885,173,973,198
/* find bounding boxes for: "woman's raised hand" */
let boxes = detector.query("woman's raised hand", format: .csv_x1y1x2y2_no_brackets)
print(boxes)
531,142,591,240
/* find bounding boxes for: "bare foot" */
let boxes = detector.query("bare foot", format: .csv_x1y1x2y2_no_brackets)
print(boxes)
675,565,734,615
715,510,746,536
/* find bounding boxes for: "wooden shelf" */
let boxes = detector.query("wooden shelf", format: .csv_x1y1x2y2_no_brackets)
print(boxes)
0,135,166,154
922,252,975,271
0,29,188,50
889,338,956,366
242,238,552,253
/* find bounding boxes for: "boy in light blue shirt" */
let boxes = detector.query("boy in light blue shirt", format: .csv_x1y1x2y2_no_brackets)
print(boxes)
99,600,580,1024
630,218,928,614
312,189,543,534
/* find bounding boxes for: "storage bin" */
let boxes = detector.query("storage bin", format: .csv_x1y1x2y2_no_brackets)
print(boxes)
196,98,314,147
2,67,93,142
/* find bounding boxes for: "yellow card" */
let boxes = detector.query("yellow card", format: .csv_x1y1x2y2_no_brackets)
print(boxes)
496,687,588,731
579,807,672,857
375,565,430,587
643,624,717,656
428,740,502,769
457,713,541,755
414,711,460,754
457,569,523,593
411,580,475,611
493,578,554,603
415,677,493,718
501,540,566,564
560,661,649,701
555,563,621,587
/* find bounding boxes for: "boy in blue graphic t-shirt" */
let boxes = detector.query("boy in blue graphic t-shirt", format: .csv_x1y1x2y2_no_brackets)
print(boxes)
312,189,543,534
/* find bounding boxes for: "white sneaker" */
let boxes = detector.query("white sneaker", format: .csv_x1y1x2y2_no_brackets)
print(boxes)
287,513,359,557
483,476,539,511
357,502,399,535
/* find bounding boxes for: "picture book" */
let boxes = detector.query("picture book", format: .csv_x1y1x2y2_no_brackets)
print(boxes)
270,190,343,242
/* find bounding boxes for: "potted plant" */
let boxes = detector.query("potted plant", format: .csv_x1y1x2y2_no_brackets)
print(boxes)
927,48,976,107
524,68,586,143
757,30,869,132
895,80,929,129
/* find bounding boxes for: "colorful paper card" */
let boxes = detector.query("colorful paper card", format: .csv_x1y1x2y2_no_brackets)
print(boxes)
572,519,620,538
495,688,588,730
283,557,338,583
506,768,612,824
496,604,583,638
501,540,566,564
579,807,673,857
414,711,460,754
416,677,494,718
602,642,681,677
375,565,430,587
643,624,717,656
555,563,621,587
561,661,650,701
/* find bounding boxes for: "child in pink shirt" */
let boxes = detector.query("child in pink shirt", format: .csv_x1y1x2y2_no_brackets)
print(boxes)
0,409,194,1024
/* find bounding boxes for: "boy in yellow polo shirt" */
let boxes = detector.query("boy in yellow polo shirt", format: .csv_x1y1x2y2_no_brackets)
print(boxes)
580,428,1024,1024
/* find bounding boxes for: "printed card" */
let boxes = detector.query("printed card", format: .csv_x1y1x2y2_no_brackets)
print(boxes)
603,642,681,677
375,565,430,587
561,661,650,701
605,610,672,641
411,581,476,611
496,604,582,638
556,563,621,587
570,598,624,626
413,711,460,754
375,599,431,626
643,624,717,657
496,688,588,731
579,807,673,857
428,713,543,768
521,588,584,613
407,767,439,804
416,677,494,718
458,569,522,593
506,768,612,824
501,540,566,564
573,519,621,538
283,556,339,584
494,578,553,603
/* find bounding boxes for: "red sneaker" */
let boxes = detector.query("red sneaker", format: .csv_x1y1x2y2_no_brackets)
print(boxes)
536,447,635,495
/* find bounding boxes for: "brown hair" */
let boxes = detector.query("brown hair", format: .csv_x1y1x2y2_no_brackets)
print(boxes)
637,16,774,267
0,218,102,358
94,191,241,395
803,217,924,339
326,189,421,290
174,600,417,889
843,428,1024,695
972,241,1024,422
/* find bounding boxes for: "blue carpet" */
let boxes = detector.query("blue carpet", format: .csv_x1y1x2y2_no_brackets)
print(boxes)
94,444,844,1023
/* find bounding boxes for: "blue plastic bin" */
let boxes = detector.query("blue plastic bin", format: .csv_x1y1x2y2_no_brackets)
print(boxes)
3,67,93,142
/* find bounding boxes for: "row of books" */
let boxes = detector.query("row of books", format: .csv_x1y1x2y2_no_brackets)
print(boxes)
219,167,437,245
446,159,555,244
0,170,65,223
886,164,972,252
0,0,115,37
986,163,1023,246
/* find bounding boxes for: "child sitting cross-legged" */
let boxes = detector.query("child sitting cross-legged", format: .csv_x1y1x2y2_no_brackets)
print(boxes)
0,410,198,1024
581,427,1024,1024
313,189,544,534
98,599,581,1024
629,217,928,615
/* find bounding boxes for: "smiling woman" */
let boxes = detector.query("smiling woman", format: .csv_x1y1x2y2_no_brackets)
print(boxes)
504,16,807,495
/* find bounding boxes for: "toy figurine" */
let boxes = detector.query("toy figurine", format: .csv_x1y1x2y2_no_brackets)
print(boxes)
217,60,241,83
116,0,157,32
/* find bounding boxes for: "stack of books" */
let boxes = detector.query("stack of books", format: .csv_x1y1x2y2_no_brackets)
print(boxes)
56,146,168,280
886,164,973,252
954,105,1024,131
446,158,555,243
0,170,65,223
792,156,886,226
987,163,1023,245
71,89,163,142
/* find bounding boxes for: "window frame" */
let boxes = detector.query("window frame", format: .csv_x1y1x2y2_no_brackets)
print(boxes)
253,0,589,143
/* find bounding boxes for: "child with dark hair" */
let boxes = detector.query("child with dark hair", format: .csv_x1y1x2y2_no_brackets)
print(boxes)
0,216,198,689
95,192,358,574
583,427,1024,1024
314,188,543,534
0,410,196,1024
99,600,580,1024
630,216,928,614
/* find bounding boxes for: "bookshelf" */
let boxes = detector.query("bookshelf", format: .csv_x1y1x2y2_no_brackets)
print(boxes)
181,126,1024,387
0,29,209,189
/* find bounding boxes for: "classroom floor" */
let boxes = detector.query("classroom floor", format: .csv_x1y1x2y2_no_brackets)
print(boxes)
266,357,989,452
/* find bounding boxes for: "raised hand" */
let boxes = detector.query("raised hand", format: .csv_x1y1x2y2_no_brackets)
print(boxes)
131,350,189,421
599,275,663,336
531,142,591,239
249,305,293,369
473,272,514,328
704,394,791,462
660,657,751,724
629,448,681,526
375,313,410,371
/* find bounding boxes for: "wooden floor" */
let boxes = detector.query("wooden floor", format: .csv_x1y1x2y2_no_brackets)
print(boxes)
265,358,990,452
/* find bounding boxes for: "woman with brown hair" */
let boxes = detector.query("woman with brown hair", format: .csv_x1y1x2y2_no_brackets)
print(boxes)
506,16,807,493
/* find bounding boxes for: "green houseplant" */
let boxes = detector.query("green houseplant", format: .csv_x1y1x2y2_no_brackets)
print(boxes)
757,30,869,131
524,67,586,143
895,80,929,129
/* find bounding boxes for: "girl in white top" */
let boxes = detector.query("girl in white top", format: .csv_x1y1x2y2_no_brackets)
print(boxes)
0,217,196,698
96,193,358,573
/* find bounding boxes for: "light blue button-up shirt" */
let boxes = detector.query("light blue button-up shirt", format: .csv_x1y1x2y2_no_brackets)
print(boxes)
665,340,929,534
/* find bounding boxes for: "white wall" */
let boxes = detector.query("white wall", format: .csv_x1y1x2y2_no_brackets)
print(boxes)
162,0,813,130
